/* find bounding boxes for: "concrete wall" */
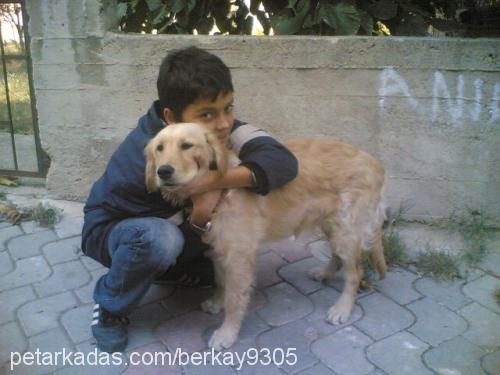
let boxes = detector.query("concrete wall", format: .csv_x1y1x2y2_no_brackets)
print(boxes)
26,0,500,224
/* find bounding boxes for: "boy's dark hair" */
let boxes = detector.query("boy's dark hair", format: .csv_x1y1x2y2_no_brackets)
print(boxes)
157,46,234,121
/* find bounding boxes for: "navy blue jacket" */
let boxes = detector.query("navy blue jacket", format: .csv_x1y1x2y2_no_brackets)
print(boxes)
82,101,298,267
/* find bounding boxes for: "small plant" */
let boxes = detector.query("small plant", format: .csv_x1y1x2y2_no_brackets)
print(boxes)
382,203,410,266
416,249,461,280
447,208,493,267
31,202,61,228
494,288,500,305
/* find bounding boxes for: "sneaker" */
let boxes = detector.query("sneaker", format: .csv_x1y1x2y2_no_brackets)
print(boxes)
153,256,215,288
91,304,129,353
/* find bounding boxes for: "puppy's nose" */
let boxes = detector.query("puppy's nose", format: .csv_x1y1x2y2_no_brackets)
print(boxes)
157,165,175,180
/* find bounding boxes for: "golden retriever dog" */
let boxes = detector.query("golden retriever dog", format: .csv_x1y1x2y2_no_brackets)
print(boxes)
145,122,387,350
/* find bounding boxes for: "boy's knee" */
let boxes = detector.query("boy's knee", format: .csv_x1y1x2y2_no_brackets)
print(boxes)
146,223,184,271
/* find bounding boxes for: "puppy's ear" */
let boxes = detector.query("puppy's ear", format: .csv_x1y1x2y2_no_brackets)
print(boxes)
144,140,158,193
204,131,227,175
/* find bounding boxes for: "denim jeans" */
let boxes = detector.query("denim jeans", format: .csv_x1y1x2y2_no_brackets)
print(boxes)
93,217,184,315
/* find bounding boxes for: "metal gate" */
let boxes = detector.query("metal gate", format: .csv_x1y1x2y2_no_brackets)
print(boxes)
0,0,47,177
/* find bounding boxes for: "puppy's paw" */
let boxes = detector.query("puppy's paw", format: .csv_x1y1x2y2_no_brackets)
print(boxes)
327,302,353,325
208,327,238,351
201,298,223,314
307,266,332,282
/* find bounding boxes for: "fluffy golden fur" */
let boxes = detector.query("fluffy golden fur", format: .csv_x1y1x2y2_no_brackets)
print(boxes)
145,123,388,350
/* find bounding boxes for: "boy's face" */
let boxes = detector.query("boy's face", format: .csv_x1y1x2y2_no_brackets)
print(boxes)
164,91,235,146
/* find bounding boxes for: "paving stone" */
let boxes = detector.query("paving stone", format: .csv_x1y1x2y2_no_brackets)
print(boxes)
233,311,270,343
307,288,363,327
34,260,90,297
414,277,472,310
0,224,23,248
354,293,414,340
10,327,75,375
0,256,51,292
156,310,221,353
256,251,287,288
127,303,173,351
366,331,431,375
0,286,37,324
257,283,313,327
374,267,422,305
160,287,214,317
424,336,486,375
42,236,82,265
311,326,374,375
481,350,500,375
20,220,49,234
308,240,333,264
407,298,467,346
80,254,106,271
256,320,321,373
182,347,236,375
278,257,325,294
459,302,500,347
54,340,128,375
0,222,13,229
0,322,27,368
54,215,84,239
236,361,284,375
477,246,500,277
0,251,13,276
297,362,335,375
74,267,107,304
139,284,175,306
7,230,58,260
61,304,93,344
269,237,311,263
124,341,182,375
463,274,500,313
18,291,78,337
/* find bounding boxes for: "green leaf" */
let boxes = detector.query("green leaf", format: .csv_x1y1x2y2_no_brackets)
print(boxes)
197,16,215,34
368,0,398,21
146,0,163,11
152,6,168,25
116,3,128,19
271,0,310,35
172,0,186,14
321,3,361,35
360,10,374,35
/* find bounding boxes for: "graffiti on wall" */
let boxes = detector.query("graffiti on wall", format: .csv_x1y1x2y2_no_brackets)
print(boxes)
378,67,499,125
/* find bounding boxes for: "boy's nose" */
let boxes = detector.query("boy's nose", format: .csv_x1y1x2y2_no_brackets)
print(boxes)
157,165,175,179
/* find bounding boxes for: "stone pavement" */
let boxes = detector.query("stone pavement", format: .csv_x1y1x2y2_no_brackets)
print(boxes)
0,194,499,375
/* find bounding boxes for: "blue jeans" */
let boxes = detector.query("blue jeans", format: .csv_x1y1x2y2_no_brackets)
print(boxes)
93,217,184,315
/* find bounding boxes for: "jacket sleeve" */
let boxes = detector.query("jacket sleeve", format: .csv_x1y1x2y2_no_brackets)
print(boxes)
229,121,298,195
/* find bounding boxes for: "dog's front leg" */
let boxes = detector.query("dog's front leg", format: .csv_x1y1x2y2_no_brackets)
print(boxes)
201,252,225,314
208,250,255,351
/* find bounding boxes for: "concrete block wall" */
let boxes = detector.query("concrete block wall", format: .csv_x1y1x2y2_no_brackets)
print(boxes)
26,0,500,225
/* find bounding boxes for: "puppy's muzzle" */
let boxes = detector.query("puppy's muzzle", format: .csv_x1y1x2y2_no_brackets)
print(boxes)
157,165,175,182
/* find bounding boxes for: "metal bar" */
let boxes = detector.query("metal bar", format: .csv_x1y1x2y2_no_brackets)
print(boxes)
21,0,46,176
0,14,20,171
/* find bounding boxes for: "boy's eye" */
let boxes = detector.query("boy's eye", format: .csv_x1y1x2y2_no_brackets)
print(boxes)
201,112,213,120
225,104,234,113
181,142,193,150
156,144,164,152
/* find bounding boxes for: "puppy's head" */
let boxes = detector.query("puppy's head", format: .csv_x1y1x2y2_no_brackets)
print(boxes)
145,122,227,193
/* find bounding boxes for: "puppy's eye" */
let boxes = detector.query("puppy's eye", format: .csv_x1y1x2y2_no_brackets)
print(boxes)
156,144,164,152
181,142,193,150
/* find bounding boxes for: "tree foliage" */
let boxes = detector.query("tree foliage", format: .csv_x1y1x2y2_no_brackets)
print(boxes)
116,0,500,37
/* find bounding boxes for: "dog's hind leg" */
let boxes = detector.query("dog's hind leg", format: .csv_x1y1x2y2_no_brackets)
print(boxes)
307,219,342,282
208,246,256,351
369,227,387,280
326,229,363,325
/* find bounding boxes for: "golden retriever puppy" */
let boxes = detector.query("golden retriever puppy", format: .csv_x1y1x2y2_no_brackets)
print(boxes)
145,122,387,351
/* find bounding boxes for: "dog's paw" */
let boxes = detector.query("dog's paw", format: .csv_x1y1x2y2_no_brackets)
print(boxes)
208,327,238,351
307,266,331,282
327,302,353,325
201,298,223,314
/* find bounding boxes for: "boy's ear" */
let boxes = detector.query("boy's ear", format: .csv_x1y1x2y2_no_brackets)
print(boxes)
205,131,227,175
144,140,158,193
163,108,176,125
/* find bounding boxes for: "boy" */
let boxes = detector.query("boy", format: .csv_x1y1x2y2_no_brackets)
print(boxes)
81,46,298,353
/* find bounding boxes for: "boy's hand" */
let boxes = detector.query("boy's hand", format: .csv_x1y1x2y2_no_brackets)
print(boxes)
176,171,220,197
190,189,223,226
